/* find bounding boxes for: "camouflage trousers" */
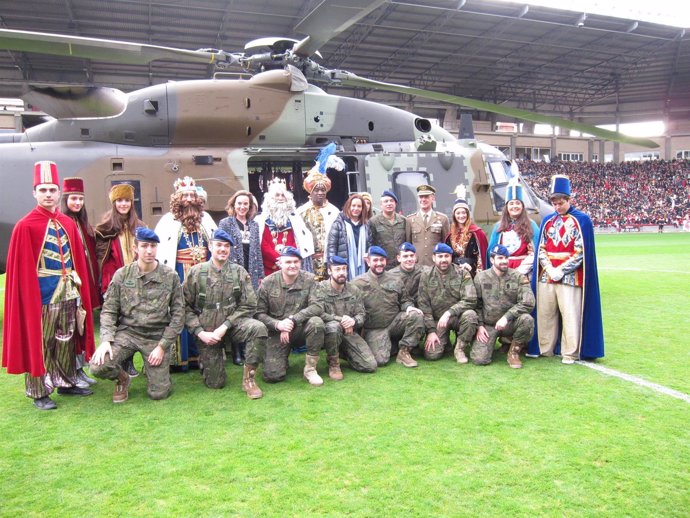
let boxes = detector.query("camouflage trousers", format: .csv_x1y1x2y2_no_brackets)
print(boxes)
25,299,78,399
363,311,424,367
469,313,534,365
263,316,325,383
324,321,376,373
424,309,478,361
89,329,171,400
196,318,268,389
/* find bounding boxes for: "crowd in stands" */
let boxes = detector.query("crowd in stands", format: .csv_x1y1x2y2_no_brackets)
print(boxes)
520,159,690,228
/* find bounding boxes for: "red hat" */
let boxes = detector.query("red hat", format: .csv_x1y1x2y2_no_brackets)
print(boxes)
62,177,84,195
33,161,59,188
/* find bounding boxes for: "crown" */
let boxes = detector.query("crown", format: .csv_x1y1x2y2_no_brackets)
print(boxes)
268,177,287,190
174,176,196,193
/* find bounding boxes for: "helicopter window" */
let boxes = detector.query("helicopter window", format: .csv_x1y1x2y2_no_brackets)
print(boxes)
391,171,430,216
487,160,509,185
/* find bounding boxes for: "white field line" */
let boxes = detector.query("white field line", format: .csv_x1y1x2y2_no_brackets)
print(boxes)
599,267,690,274
577,361,690,403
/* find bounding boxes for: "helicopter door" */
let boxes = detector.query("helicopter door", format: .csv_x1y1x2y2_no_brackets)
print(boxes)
390,171,432,216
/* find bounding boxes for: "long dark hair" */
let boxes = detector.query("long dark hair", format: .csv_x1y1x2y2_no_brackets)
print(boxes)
60,194,94,237
497,201,534,243
95,200,142,236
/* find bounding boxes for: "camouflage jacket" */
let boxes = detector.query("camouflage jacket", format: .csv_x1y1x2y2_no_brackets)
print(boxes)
369,213,408,269
352,270,413,329
256,270,322,331
183,260,257,335
474,268,535,327
388,264,427,305
418,265,477,333
312,280,366,329
100,261,185,351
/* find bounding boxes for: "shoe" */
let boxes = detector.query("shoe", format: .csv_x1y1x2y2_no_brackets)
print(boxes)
74,377,91,389
507,341,523,369
396,346,418,368
303,354,324,386
113,369,131,403
242,364,263,399
76,368,97,386
454,342,469,364
525,353,540,359
562,357,576,365
327,355,344,381
232,342,245,366
123,357,139,377
33,396,57,410
57,386,93,396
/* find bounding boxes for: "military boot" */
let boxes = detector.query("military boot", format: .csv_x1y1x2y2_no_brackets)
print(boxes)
507,341,523,369
454,341,469,364
242,364,263,399
396,346,418,368
303,354,324,386
327,355,344,381
113,369,131,403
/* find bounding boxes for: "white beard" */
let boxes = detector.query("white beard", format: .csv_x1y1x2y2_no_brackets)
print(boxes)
269,201,295,228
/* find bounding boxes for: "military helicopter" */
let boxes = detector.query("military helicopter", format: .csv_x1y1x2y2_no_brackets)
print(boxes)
0,0,657,272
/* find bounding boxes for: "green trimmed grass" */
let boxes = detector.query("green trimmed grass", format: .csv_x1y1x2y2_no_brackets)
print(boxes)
1,233,689,517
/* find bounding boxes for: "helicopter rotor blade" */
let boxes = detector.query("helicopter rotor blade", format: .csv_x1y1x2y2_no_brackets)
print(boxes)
334,72,659,149
293,0,386,57
0,29,241,67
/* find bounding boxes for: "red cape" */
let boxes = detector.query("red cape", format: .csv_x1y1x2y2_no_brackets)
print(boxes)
75,219,101,309
2,206,96,376
469,224,489,271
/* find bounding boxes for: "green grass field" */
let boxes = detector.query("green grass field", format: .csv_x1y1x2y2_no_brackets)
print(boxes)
1,233,688,517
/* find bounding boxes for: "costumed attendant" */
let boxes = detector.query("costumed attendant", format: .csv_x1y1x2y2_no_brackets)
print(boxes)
528,175,604,362
60,177,100,387
95,183,144,377
486,177,539,277
2,161,95,410
154,176,217,371
445,195,488,278
256,178,314,276
327,193,371,280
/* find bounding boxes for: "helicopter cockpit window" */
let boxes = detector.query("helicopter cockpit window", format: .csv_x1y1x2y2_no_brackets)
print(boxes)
487,160,509,185
391,171,430,215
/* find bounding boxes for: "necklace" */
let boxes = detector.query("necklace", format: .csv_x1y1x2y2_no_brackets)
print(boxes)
271,230,288,252
182,229,206,263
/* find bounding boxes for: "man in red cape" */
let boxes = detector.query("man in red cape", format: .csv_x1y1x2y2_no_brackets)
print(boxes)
2,161,96,409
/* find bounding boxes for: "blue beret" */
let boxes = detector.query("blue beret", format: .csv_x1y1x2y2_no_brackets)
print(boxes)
212,228,235,246
381,190,399,204
433,243,453,255
490,244,510,257
280,246,302,259
328,255,348,266
399,242,416,253
135,227,159,243
368,246,388,258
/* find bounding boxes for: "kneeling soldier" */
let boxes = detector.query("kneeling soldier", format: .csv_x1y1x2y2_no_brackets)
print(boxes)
256,247,326,386
418,243,478,362
315,256,375,375
472,245,535,368
90,228,184,402
183,229,267,398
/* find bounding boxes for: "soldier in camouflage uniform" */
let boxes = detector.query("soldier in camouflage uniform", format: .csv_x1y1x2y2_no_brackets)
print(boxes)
369,190,408,270
418,243,478,362
314,255,376,374
352,246,424,368
473,244,535,368
255,247,326,386
90,228,184,402
388,242,427,306
183,229,267,398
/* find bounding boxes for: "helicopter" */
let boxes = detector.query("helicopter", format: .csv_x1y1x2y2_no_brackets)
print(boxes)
0,0,658,273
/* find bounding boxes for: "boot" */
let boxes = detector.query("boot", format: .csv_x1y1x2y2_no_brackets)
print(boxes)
113,369,131,403
242,364,263,399
454,341,469,364
303,354,324,386
327,355,344,381
232,342,245,366
507,341,523,369
499,337,511,354
396,346,418,368
122,356,139,377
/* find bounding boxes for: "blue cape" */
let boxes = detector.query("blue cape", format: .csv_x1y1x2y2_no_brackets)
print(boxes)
528,206,604,359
